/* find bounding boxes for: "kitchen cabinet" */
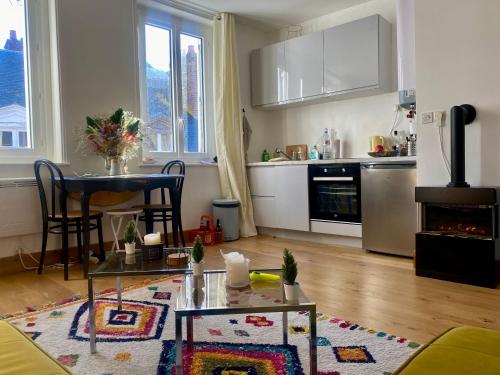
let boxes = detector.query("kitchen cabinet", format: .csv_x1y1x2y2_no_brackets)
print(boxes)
250,14,391,109
285,32,324,101
324,14,391,95
248,165,309,232
274,166,309,231
251,42,285,106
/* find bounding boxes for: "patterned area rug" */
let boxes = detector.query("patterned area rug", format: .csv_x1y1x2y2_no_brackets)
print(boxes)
7,276,420,374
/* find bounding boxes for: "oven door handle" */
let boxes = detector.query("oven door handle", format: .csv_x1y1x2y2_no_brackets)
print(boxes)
312,177,354,182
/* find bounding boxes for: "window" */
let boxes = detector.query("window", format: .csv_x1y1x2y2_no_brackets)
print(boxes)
138,6,213,163
0,0,62,163
1,132,13,147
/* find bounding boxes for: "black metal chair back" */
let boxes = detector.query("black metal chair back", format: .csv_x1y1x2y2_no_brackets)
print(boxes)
160,160,185,204
34,159,67,222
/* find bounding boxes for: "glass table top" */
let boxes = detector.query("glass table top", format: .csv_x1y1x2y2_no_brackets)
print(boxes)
175,270,313,313
89,248,192,277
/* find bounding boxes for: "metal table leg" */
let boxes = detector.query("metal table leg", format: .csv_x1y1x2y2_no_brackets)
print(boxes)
88,277,96,354
80,192,91,278
175,313,183,373
144,190,153,234
116,276,122,310
187,315,193,351
309,306,317,375
283,311,288,345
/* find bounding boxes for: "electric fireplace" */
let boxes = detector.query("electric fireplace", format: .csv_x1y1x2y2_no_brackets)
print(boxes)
415,187,500,288
415,104,500,288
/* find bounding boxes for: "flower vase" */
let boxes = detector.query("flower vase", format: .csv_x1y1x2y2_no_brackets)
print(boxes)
109,158,122,176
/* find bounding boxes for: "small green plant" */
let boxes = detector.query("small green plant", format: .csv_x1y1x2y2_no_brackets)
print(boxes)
282,248,298,285
123,221,136,244
192,235,204,263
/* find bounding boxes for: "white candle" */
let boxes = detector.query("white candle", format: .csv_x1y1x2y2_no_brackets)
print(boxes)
144,232,161,245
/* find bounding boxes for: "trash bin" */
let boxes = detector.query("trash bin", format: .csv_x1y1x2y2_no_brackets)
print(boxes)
212,199,240,241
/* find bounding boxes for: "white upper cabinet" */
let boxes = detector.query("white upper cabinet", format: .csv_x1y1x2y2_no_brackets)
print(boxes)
285,32,324,101
324,15,391,95
251,42,285,106
251,14,391,109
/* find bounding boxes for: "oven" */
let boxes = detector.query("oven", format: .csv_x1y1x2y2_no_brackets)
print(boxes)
308,163,361,224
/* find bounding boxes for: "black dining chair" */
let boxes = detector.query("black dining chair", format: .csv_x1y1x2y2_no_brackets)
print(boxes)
133,160,186,247
34,159,105,280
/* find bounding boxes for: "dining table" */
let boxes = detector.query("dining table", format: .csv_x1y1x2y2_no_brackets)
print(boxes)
60,173,183,279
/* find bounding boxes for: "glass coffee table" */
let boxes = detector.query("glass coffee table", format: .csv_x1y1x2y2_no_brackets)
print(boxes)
87,248,191,353
174,269,317,374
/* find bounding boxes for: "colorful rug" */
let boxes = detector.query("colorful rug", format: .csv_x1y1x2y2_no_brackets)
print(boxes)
6,277,420,374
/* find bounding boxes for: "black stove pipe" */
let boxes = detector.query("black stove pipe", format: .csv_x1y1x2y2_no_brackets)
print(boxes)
447,104,476,188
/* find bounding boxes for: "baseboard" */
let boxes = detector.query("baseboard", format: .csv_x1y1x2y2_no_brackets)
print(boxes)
258,227,363,248
0,230,192,276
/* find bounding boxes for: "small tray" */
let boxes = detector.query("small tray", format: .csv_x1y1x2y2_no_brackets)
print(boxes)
368,151,398,157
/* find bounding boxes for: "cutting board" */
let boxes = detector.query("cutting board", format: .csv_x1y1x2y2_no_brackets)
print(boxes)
286,144,308,160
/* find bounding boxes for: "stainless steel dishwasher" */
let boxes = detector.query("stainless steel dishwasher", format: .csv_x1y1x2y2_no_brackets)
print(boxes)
361,161,417,257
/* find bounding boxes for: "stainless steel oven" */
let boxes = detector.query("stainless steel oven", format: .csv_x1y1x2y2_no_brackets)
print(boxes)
308,163,361,223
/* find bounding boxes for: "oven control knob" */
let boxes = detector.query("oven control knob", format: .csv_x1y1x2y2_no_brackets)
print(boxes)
342,168,346,173
324,169,327,173
334,213,338,218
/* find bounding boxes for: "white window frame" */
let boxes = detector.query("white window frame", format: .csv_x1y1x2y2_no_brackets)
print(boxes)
0,0,63,164
137,3,214,164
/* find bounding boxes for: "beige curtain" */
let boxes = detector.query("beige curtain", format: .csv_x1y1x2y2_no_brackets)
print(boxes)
213,13,257,237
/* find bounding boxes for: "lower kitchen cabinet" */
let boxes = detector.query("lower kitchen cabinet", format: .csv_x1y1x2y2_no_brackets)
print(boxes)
249,165,309,232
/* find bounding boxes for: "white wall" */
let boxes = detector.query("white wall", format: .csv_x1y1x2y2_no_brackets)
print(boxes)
264,0,413,159
415,0,500,186
235,18,283,162
0,0,222,257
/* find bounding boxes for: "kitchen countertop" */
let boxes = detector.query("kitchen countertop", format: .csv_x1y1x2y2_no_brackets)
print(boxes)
247,156,417,167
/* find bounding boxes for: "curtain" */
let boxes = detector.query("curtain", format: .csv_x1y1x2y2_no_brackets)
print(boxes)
213,13,257,237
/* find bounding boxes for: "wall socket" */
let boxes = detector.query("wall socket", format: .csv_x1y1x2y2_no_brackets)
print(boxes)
422,112,434,124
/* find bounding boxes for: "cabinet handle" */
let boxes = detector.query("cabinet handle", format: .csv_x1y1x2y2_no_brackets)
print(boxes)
313,177,354,182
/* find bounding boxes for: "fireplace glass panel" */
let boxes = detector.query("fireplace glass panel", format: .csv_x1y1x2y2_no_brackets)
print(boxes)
423,204,495,239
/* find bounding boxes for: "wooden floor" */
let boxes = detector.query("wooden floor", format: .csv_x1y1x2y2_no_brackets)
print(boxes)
0,235,499,344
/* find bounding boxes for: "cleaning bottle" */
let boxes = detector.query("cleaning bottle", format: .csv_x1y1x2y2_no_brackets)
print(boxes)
322,128,332,160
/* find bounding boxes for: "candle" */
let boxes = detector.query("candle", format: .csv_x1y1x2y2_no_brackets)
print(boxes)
144,232,161,245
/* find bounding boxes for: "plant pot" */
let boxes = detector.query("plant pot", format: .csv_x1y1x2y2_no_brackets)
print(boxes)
124,242,135,255
284,282,300,302
109,157,122,176
192,261,205,277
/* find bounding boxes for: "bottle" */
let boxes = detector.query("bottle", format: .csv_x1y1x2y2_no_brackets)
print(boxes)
216,219,222,232
204,220,211,244
322,128,332,160
310,145,319,160
261,149,270,162
297,147,303,160
215,219,223,243
331,130,340,159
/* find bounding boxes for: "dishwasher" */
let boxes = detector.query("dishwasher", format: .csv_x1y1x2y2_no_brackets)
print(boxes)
361,161,417,257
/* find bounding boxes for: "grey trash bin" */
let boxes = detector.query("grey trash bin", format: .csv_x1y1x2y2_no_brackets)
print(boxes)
212,199,240,241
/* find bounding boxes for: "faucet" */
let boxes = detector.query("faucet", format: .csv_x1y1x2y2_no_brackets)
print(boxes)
275,148,293,160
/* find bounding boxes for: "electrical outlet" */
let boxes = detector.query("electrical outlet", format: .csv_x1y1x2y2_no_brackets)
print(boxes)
422,112,434,124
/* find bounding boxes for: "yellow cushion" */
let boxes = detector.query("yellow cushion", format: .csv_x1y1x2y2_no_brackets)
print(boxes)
395,326,500,375
0,321,70,374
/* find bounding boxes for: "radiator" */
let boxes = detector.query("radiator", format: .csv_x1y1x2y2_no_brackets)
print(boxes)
0,178,42,238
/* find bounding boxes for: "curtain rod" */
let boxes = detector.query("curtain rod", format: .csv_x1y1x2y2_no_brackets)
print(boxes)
151,0,220,20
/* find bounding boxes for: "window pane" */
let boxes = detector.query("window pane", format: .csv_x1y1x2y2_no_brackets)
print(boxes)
1,131,13,147
18,130,27,147
145,24,174,152
180,34,204,153
0,0,31,149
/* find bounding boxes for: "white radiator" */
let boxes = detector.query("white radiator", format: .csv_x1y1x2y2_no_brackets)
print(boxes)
0,178,42,238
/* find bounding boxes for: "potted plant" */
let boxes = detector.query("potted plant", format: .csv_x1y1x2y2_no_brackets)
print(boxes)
123,221,136,255
282,248,299,301
191,235,205,277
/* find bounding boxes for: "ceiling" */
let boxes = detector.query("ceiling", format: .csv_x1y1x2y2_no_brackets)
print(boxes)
179,0,374,30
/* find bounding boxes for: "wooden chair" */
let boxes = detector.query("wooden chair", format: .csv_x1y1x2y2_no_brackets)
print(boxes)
133,160,186,247
34,160,105,280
